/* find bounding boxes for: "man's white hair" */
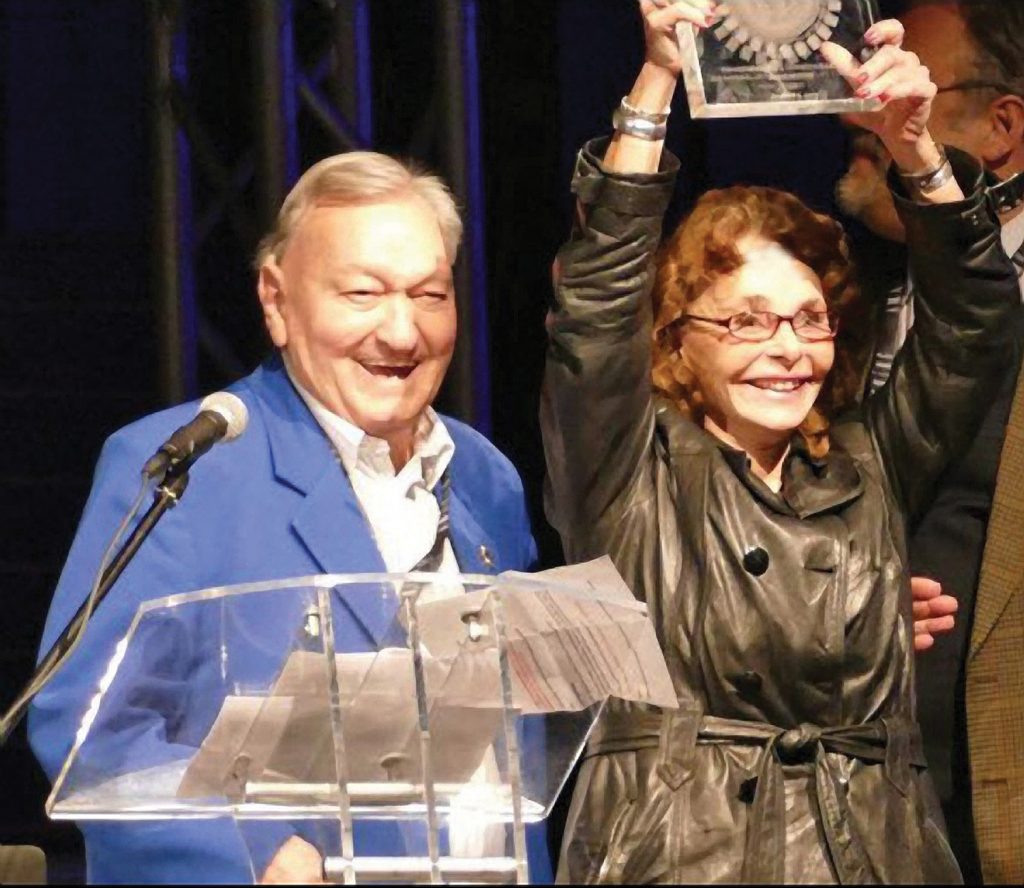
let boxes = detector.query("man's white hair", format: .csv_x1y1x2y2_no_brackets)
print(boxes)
255,151,463,269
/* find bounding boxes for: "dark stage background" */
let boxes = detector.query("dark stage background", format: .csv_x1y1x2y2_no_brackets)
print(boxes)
0,0,896,880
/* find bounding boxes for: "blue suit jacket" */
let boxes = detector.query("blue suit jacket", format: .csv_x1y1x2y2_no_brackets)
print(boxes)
29,356,551,884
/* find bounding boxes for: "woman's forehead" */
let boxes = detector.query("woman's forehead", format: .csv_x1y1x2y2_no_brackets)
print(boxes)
693,240,825,313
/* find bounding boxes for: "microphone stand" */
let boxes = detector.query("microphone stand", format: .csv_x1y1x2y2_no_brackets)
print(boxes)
0,468,190,747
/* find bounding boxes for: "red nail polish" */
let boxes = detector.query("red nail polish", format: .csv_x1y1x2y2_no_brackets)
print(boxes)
878,92,890,103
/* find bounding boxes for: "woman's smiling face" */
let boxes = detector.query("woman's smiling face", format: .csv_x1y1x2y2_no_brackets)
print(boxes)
679,236,835,447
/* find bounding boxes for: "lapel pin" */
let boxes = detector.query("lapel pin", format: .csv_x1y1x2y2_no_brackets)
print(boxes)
478,544,495,568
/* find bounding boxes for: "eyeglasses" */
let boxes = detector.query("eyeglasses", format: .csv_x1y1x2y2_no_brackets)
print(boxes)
682,309,839,342
936,79,1016,96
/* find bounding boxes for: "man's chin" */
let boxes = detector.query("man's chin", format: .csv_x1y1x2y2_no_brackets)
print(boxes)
354,411,417,435
348,399,430,440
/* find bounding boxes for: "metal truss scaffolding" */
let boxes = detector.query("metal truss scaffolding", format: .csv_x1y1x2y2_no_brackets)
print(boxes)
147,0,491,432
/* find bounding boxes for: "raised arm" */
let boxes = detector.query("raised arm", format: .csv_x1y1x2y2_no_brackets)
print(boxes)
863,151,1019,519
541,2,710,555
824,23,1021,517
823,20,962,206
603,1,717,173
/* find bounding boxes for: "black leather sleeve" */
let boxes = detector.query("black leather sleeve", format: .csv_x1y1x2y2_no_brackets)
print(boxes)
540,138,678,546
866,147,1023,521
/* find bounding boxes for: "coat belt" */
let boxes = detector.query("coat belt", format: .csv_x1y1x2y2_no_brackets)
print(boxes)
586,709,925,884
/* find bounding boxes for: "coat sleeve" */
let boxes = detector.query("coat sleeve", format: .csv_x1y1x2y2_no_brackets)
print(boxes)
27,429,289,884
865,148,1023,523
540,138,679,561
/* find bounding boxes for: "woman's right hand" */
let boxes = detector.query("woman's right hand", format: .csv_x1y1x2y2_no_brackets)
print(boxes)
640,0,720,75
606,1,718,172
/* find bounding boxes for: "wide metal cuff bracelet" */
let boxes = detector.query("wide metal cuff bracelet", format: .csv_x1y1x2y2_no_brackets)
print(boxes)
898,148,954,195
612,107,668,142
619,96,670,124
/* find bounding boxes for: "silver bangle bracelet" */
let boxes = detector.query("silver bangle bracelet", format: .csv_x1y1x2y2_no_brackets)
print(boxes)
913,160,955,195
612,107,668,142
898,147,954,195
619,96,670,124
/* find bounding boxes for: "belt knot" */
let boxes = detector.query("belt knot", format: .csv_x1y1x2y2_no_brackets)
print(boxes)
776,723,823,762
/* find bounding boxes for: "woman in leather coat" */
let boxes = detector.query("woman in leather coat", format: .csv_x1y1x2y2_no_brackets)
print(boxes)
541,1,1022,883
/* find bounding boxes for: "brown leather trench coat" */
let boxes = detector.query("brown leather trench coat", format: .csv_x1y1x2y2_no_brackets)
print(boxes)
541,140,1022,884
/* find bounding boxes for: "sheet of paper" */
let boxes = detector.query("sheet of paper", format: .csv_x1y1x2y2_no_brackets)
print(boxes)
501,555,642,607
415,557,678,713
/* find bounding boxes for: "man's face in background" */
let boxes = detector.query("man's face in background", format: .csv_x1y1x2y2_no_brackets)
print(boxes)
901,3,990,156
837,2,993,243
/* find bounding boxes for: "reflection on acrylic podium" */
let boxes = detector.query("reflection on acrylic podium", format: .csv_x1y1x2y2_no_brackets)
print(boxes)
47,564,674,884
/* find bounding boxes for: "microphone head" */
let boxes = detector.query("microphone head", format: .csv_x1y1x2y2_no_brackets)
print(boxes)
198,391,249,442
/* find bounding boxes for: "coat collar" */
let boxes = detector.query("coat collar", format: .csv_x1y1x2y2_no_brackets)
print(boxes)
716,434,864,519
254,353,340,497
666,413,865,519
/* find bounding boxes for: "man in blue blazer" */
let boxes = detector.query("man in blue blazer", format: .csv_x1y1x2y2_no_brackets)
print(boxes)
29,150,550,883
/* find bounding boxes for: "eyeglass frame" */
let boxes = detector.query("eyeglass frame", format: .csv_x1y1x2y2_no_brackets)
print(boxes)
935,79,1017,97
680,309,840,342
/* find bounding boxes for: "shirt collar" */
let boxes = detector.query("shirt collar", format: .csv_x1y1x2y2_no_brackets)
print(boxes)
1001,207,1024,260
283,358,455,490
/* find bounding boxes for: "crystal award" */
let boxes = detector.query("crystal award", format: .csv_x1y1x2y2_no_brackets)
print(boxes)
678,0,882,118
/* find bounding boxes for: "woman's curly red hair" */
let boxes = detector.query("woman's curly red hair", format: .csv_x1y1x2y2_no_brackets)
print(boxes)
651,185,869,457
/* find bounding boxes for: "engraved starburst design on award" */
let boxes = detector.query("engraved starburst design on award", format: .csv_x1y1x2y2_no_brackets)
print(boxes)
678,0,881,118
715,0,841,66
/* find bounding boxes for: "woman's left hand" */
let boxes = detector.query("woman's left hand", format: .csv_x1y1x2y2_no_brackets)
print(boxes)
821,20,937,160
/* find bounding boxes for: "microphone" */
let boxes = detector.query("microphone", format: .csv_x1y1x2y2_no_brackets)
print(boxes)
142,391,249,479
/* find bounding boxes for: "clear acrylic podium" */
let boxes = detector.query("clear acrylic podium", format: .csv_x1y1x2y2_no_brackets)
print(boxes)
46,569,673,883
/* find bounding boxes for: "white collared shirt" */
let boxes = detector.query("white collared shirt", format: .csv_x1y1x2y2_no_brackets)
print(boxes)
1000,205,1024,262
285,365,460,576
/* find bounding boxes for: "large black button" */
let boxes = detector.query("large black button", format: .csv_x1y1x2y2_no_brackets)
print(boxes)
742,546,769,576
734,670,763,696
738,776,758,804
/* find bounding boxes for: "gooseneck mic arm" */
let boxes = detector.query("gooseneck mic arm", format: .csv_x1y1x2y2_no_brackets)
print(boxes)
142,412,227,479
142,392,249,481
0,470,189,747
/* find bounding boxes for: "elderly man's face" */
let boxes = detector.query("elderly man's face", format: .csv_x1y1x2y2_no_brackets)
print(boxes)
901,3,990,157
259,195,456,453
837,2,992,242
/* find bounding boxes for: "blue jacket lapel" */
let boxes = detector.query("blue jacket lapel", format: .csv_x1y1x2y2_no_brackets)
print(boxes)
293,473,401,646
253,357,394,643
448,487,502,575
